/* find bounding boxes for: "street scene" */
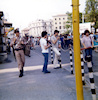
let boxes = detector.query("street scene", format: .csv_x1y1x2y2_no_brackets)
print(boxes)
0,0,98,100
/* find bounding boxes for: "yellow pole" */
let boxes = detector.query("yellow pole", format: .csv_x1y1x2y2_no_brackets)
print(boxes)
72,0,84,100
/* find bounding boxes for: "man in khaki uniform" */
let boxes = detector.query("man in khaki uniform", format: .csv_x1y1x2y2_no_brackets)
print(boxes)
23,34,32,57
10,28,25,77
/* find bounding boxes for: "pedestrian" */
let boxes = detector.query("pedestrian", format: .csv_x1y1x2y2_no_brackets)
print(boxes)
51,30,61,69
31,36,35,50
7,38,11,53
80,33,84,47
10,28,25,77
64,34,67,48
60,34,64,49
81,30,94,62
40,31,51,73
24,34,31,57
67,34,73,48
93,32,98,52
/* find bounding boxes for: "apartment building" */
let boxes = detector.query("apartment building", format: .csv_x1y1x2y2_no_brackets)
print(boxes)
53,14,68,34
22,19,53,37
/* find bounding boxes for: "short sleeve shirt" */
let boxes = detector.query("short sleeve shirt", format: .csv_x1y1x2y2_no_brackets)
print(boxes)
82,36,92,48
40,38,49,53
51,35,58,48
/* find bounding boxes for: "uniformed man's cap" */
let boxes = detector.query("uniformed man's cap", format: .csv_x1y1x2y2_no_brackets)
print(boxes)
14,28,19,33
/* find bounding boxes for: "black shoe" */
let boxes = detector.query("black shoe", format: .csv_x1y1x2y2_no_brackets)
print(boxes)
54,67,62,69
22,68,24,76
19,70,23,77
58,59,61,62
44,71,51,73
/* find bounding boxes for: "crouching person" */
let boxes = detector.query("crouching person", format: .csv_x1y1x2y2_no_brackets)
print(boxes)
40,31,51,73
10,28,25,78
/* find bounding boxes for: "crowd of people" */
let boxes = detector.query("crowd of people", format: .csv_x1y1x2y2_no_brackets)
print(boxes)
8,28,98,78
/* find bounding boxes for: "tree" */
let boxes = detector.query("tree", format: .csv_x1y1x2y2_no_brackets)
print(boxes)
79,13,82,23
65,12,82,34
84,0,98,32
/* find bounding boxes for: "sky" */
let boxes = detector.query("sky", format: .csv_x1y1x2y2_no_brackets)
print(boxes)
0,0,86,31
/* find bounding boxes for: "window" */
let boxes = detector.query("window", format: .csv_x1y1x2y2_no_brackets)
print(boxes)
59,22,61,24
63,26,65,29
59,18,61,20
55,18,57,20
63,18,65,20
55,22,57,24
59,26,61,29
55,27,57,29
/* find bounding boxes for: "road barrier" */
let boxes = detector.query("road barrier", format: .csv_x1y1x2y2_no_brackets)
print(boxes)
72,46,96,100
86,56,96,100
50,45,53,64
59,49,62,68
69,48,73,74
80,51,85,85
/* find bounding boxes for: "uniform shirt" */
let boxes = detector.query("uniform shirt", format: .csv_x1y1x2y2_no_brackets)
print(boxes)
82,35,92,48
10,36,24,49
40,38,49,53
51,35,58,48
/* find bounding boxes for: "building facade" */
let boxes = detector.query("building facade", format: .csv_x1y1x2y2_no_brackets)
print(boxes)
21,27,29,37
22,19,53,37
53,14,68,34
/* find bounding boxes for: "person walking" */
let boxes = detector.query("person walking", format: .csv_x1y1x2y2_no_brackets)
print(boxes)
40,31,51,73
10,28,25,77
81,30,94,62
23,34,31,57
51,30,61,69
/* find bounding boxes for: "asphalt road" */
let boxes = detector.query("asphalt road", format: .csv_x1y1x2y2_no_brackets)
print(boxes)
0,46,98,100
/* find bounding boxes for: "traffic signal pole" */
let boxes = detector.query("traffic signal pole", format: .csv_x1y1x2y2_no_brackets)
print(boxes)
72,0,84,100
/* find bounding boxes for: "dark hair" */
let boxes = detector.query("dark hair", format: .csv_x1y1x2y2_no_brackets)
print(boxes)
41,31,47,37
14,28,19,33
81,33,84,35
84,30,89,35
54,30,59,34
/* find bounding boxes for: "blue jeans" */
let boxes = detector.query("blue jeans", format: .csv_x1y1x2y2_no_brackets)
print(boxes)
42,53,48,72
85,48,92,61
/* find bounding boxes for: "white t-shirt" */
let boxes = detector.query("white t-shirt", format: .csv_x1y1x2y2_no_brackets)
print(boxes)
40,38,49,53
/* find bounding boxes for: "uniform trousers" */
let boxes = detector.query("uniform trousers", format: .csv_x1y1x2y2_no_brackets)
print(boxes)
15,50,25,70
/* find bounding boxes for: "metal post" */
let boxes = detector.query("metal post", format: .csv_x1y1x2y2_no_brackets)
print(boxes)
80,51,85,85
72,0,84,100
59,49,62,68
69,48,73,74
50,45,53,64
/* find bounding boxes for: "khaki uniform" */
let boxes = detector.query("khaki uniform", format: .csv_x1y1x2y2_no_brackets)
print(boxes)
10,36,25,70
23,36,32,56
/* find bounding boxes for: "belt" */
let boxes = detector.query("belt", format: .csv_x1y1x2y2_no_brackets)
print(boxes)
15,48,23,51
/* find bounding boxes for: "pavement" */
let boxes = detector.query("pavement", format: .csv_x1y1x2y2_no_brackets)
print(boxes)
0,46,98,100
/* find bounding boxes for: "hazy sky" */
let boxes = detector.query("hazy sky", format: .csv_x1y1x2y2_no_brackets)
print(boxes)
0,0,86,31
